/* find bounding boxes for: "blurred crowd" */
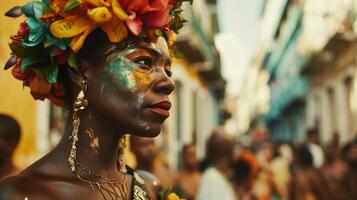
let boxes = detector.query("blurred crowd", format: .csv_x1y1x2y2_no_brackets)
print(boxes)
1,114,357,200
128,127,357,200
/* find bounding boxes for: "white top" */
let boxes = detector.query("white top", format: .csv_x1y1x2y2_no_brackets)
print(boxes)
196,167,237,200
308,143,325,168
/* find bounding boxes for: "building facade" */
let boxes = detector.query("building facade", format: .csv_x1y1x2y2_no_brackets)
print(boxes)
302,0,357,144
261,0,308,141
250,0,357,143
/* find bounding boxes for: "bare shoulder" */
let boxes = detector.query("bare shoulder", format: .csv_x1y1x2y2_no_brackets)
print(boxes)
0,172,78,200
0,175,36,200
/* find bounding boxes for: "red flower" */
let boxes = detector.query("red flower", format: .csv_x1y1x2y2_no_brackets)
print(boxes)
29,75,52,96
11,58,29,81
48,82,66,106
17,22,29,36
29,74,66,106
53,48,69,65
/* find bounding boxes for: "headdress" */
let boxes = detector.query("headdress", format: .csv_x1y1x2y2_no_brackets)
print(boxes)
4,0,190,106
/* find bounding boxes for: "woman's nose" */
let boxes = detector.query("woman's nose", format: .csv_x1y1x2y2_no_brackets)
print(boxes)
153,71,175,95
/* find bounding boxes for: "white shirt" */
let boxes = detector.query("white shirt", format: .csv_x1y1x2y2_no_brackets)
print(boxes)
309,143,325,168
196,167,237,200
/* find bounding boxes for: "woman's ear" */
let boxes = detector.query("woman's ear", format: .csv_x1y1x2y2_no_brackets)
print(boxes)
68,59,91,87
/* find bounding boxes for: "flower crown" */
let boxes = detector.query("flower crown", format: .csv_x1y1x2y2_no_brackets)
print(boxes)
4,0,191,106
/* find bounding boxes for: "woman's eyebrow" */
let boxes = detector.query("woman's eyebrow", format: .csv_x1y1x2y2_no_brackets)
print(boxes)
136,46,162,57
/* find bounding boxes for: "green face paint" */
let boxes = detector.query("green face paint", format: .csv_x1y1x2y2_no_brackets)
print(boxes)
102,37,171,94
106,58,136,91
102,45,143,93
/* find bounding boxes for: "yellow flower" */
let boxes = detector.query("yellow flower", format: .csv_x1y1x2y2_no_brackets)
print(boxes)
87,7,112,23
49,0,129,52
167,193,181,200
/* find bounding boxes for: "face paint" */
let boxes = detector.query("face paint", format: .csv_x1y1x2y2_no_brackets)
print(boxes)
85,128,100,154
132,68,150,91
155,37,170,60
103,45,152,94
105,57,137,91
96,37,172,136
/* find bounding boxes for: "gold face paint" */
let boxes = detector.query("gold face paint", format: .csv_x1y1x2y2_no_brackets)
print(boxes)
132,68,150,91
85,128,100,154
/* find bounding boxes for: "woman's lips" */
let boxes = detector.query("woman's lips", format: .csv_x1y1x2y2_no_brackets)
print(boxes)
147,101,171,118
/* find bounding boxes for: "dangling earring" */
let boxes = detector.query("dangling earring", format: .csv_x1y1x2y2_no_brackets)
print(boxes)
118,135,127,173
68,79,88,173
67,80,129,199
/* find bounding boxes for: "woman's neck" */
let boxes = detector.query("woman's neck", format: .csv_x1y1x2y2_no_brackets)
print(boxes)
56,109,124,178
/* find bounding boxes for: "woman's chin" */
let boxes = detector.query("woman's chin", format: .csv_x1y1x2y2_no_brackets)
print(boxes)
134,124,162,138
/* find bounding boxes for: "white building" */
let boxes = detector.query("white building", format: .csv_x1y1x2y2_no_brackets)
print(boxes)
302,0,357,144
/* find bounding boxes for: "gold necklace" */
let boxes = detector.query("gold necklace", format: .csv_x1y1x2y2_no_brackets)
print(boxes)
75,161,129,200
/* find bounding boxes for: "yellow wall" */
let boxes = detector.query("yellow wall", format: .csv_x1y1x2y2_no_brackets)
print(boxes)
0,0,37,169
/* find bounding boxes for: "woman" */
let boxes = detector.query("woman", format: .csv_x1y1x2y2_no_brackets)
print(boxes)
0,0,190,199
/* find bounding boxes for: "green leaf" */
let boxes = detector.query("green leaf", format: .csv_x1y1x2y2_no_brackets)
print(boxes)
21,56,44,73
9,42,44,57
64,0,82,13
46,64,58,84
9,43,29,57
30,63,58,84
67,52,78,70
44,39,55,49
43,5,53,15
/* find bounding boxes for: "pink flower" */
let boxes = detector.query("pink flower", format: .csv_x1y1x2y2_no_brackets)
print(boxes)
126,11,144,35
119,0,168,14
118,0,173,35
143,3,174,28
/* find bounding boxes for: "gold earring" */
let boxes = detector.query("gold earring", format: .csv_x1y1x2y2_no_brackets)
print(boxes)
68,80,88,173
119,135,127,173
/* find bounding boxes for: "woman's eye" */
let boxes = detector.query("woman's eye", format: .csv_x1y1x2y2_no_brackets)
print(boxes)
133,57,153,69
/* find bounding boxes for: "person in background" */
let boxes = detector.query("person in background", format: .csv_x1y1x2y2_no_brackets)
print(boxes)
175,144,202,200
318,140,350,200
130,135,175,189
0,114,21,180
232,149,259,200
330,132,340,151
270,143,292,200
291,145,328,200
341,139,357,199
254,141,276,200
306,128,325,168
196,129,236,200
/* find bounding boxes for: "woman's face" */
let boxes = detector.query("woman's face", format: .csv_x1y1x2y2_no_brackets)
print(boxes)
85,37,174,137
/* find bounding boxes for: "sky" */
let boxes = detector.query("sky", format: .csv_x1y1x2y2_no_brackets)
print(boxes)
215,0,264,96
